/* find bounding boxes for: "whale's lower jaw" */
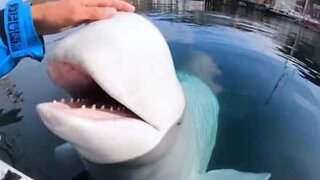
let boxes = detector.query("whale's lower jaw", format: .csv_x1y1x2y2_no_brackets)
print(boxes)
37,101,162,164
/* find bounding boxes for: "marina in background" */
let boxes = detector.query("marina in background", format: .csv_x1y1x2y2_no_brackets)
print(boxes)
144,0,320,31
238,0,320,30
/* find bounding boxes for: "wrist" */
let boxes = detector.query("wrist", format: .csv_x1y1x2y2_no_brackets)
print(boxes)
4,0,45,62
31,4,45,35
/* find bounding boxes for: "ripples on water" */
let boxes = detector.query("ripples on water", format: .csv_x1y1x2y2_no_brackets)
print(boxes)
0,1,319,180
141,2,320,180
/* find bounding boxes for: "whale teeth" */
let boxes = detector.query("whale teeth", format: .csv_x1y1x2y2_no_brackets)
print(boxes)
81,105,86,109
92,104,96,110
101,105,105,110
117,107,121,111
110,107,113,111
61,98,65,103
76,98,81,102
53,100,57,103
70,98,74,103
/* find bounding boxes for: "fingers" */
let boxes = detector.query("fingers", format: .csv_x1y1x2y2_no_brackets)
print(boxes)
85,0,135,12
111,0,135,12
85,7,117,21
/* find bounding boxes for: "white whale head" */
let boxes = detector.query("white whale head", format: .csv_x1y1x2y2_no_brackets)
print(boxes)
36,12,185,164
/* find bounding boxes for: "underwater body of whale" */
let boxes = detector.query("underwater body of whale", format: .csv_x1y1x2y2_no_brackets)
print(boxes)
36,12,271,180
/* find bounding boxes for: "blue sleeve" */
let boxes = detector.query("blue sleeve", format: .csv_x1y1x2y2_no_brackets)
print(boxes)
0,0,45,78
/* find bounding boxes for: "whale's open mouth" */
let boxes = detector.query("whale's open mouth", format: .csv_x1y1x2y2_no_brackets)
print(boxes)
37,59,164,163
45,61,143,122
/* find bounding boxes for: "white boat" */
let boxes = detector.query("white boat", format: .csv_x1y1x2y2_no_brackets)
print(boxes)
0,160,32,180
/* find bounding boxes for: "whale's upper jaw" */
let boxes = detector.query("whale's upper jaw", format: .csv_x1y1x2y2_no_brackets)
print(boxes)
36,12,185,164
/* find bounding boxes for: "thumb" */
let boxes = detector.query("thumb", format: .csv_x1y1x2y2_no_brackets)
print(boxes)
85,7,117,21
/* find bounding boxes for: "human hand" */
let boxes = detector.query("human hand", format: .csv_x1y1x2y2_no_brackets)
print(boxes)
31,0,135,35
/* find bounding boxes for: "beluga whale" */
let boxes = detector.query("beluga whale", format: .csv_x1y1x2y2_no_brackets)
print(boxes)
36,12,271,180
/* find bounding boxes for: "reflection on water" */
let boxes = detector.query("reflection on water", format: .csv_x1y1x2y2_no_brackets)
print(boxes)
138,1,320,180
0,1,320,180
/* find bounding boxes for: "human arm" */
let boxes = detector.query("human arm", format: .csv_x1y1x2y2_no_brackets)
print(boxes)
0,0,135,77
31,0,135,35
0,0,44,77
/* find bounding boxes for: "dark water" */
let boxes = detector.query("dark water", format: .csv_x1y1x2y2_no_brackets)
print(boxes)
0,2,320,180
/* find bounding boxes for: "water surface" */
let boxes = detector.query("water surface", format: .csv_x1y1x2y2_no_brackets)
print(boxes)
0,2,319,180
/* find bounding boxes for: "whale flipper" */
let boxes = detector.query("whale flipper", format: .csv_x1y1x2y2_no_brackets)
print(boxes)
200,169,271,180
55,143,84,180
